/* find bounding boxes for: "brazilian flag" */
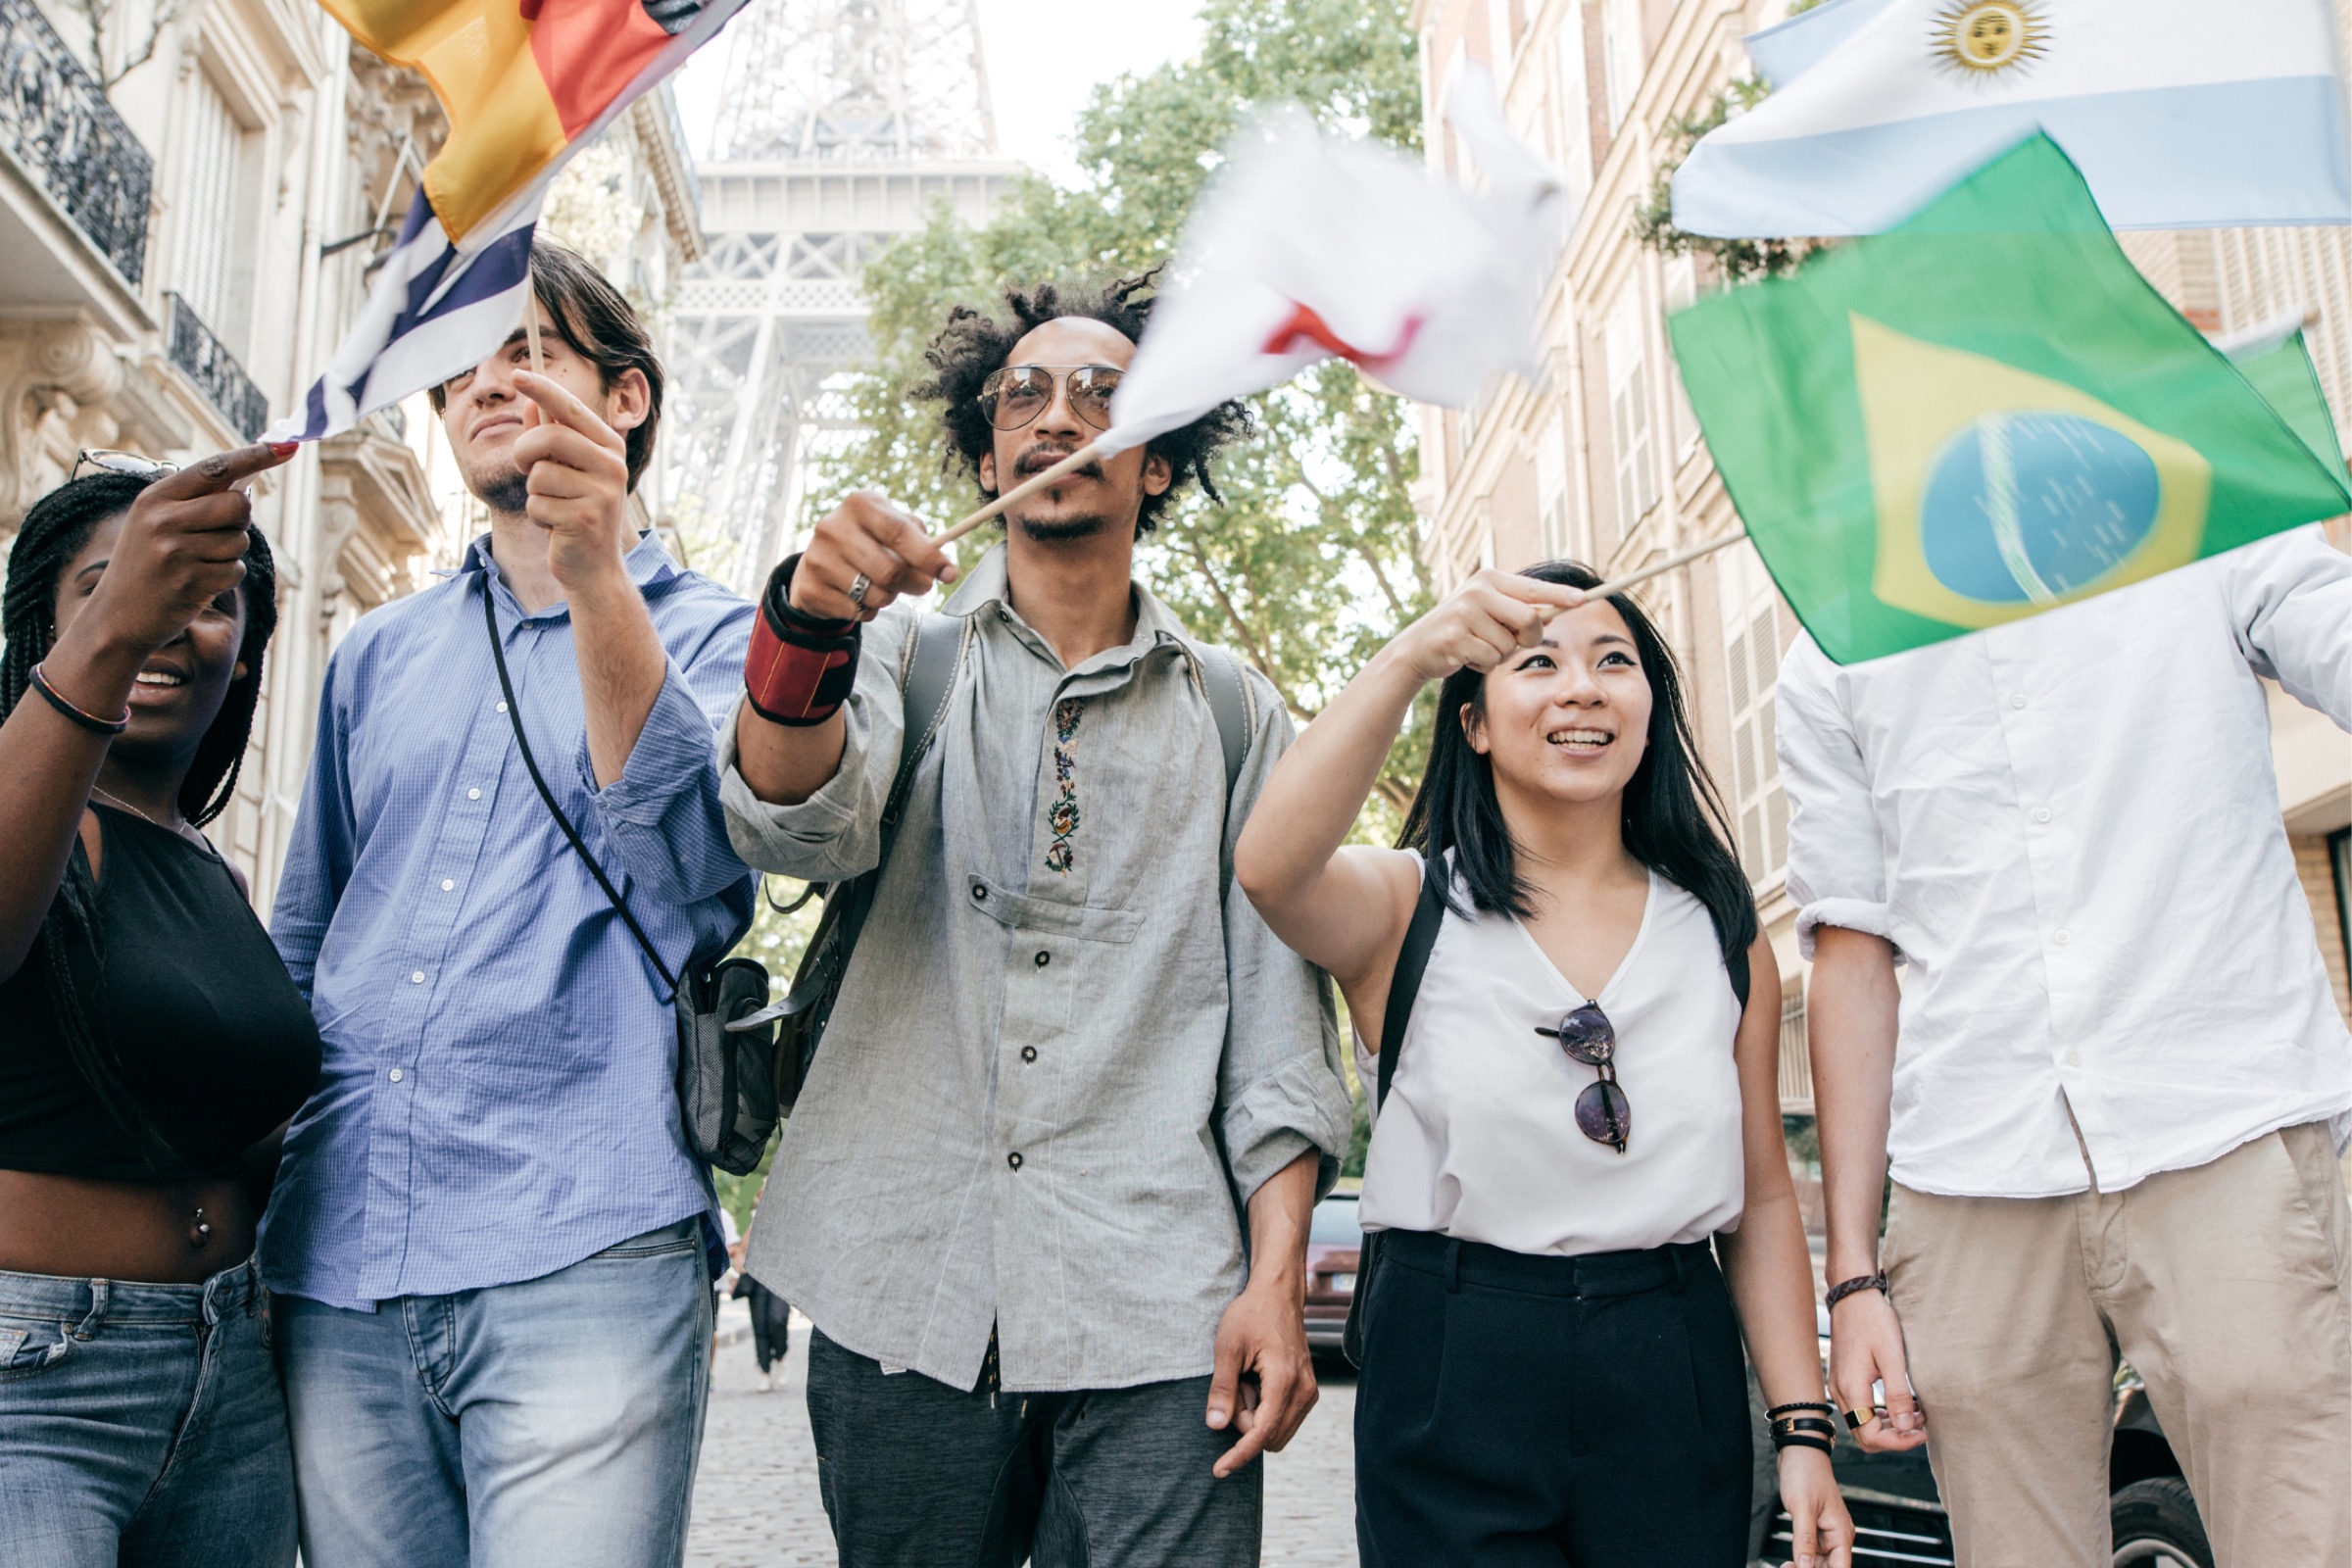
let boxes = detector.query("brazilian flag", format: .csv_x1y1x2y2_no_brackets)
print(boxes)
1668,133,2351,665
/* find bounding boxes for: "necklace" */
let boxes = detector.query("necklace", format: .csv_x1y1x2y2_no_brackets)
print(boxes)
89,785,207,851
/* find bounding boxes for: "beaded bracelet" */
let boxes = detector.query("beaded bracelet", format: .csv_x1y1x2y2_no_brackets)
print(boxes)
1765,1401,1834,1420
29,663,129,735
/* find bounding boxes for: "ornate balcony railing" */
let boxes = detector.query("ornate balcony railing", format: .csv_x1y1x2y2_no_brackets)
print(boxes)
0,0,153,285
167,294,269,440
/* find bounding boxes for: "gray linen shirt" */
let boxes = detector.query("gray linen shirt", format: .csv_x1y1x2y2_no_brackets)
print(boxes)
717,546,1351,1393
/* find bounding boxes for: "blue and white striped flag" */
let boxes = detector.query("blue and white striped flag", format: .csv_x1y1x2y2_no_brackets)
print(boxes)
1671,0,2351,238
266,193,537,442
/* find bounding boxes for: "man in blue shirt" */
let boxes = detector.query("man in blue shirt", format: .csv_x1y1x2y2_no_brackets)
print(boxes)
264,243,755,1568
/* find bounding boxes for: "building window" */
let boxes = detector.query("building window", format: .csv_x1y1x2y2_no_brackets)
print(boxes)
1720,540,1789,885
1537,421,1570,559
1602,0,1643,131
175,67,255,352
1605,287,1657,537
1778,987,1811,1105
1553,1,1594,209
1662,254,1704,458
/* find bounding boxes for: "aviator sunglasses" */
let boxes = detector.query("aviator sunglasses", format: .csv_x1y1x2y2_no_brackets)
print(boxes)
73,449,180,481
1535,1001,1632,1153
977,364,1123,432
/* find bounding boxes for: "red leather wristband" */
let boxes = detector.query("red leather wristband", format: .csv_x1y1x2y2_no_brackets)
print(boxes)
744,556,861,726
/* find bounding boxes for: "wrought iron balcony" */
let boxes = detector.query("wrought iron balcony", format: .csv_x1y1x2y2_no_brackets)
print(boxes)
0,0,153,284
167,294,269,440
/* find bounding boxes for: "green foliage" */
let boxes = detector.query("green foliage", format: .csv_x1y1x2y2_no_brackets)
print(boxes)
811,0,1435,815
1631,79,1816,282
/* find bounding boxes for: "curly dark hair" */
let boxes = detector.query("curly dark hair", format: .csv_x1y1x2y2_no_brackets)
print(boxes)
911,272,1253,536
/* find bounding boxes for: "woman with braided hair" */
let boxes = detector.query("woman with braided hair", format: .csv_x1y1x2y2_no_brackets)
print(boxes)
0,443,319,1567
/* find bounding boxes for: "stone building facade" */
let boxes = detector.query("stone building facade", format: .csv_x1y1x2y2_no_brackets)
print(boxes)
2,0,702,909
1405,0,2352,1125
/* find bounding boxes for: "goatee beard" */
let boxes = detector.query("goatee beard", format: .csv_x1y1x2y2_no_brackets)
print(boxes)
475,468,530,515
1017,512,1109,544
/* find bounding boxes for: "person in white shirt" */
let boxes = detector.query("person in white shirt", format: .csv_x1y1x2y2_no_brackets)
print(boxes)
1783,526,2352,1568
1239,563,1851,1568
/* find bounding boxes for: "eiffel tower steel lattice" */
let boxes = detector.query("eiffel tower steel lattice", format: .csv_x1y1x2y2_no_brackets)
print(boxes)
664,0,1023,593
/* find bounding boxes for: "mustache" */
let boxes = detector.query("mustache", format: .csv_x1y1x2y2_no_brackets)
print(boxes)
1014,444,1103,481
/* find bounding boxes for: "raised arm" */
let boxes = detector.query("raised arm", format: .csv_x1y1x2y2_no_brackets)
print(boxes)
734,494,957,807
0,443,292,979
1233,568,1585,1004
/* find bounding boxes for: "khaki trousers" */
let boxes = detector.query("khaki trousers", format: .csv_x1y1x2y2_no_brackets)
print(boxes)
1884,1122,2352,1568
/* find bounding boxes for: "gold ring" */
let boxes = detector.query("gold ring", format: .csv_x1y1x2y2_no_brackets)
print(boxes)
1843,1406,1879,1431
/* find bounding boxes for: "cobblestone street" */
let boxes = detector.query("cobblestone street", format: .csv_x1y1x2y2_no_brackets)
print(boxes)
687,1310,1359,1568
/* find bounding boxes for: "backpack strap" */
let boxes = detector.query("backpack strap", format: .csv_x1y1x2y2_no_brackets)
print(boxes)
1374,854,1448,1112
883,612,969,844
1195,645,1251,801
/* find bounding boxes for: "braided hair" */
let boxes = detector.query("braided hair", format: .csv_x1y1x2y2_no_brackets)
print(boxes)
0,472,280,1165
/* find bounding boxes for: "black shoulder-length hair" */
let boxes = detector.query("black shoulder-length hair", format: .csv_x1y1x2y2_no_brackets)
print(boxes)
1396,560,1759,963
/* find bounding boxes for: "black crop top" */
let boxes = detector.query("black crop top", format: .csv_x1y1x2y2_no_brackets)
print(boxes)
0,806,320,1180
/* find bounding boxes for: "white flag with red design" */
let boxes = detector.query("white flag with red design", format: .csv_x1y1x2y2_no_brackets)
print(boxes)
1099,65,1568,457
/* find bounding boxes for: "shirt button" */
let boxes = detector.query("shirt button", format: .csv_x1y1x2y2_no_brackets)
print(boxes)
411,970,425,983
972,883,988,902
1021,1046,1038,1063
1007,1152,1023,1170
388,1067,404,1083
496,702,509,713
2054,930,2072,946
467,788,481,801
2010,694,2028,710
2034,807,2053,823
1034,951,1051,968
441,878,456,892
2063,1050,2082,1067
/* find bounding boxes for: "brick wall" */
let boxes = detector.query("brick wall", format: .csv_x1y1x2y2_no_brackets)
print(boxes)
2292,833,2352,1025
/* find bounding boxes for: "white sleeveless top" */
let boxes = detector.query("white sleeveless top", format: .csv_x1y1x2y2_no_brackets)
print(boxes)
1357,863,1747,1256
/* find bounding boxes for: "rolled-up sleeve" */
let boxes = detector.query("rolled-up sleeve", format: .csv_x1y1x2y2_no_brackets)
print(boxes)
1778,635,1898,961
1216,671,1353,1205
717,606,911,883
583,595,757,906
2227,525,2352,729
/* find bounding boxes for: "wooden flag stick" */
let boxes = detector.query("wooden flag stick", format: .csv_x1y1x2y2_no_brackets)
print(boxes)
523,264,546,374
933,440,1104,548
1587,531,1746,600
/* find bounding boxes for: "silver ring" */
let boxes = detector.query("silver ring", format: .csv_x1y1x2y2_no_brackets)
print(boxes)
848,572,871,607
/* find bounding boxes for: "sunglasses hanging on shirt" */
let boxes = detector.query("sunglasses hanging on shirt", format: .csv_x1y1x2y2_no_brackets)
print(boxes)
1536,1001,1632,1152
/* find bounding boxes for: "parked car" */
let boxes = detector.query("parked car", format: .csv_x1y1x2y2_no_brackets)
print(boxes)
1761,1345,2213,1567
1303,1192,1362,1353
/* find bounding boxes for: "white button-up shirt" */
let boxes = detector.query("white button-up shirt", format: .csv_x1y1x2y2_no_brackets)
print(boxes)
1778,529,2352,1200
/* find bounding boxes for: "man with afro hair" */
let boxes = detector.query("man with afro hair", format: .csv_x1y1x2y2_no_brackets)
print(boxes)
717,275,1352,1567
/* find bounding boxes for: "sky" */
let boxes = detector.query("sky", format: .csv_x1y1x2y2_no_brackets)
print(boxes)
972,0,1202,184
675,0,1203,186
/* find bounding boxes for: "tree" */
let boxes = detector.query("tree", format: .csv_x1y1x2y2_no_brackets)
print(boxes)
810,0,1436,828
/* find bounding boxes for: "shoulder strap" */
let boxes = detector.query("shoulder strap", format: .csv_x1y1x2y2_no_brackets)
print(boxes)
1728,942,1752,1012
1195,645,1250,802
480,580,679,998
1374,855,1448,1111
880,612,968,851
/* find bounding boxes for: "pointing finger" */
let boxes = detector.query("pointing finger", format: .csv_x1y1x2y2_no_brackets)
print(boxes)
147,442,298,501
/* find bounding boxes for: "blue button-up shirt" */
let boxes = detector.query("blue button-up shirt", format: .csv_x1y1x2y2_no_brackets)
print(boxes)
262,531,756,1308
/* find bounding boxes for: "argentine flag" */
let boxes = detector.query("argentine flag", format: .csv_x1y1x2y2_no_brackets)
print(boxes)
1671,0,2351,238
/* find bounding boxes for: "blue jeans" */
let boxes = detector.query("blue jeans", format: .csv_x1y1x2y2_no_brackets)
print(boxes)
0,1256,297,1568
274,1219,713,1568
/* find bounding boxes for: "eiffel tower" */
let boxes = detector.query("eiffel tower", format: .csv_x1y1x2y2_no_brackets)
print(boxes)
664,0,1023,593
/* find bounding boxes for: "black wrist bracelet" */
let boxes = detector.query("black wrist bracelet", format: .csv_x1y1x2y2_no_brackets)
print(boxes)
29,663,129,735
1826,1271,1889,1311
1772,1432,1836,1454
1765,1401,1835,1419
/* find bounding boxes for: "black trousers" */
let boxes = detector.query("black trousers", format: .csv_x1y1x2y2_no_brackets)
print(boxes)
1354,1229,1752,1567
804,1327,1260,1568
